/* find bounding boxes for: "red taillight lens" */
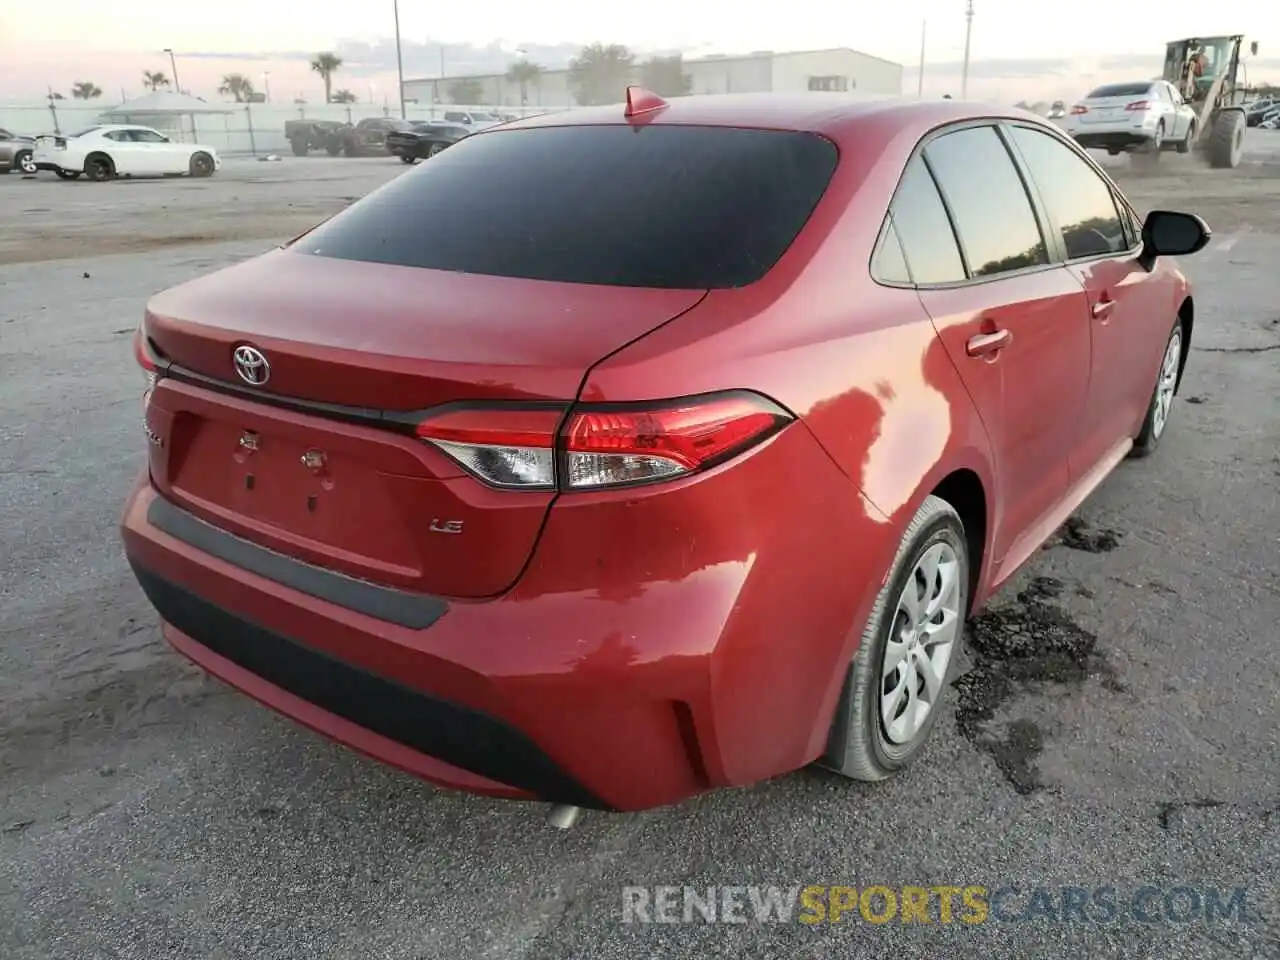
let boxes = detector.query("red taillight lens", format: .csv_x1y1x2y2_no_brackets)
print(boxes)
563,393,789,488
414,392,792,491
134,327,158,409
1070,105,1088,115
1125,100,1149,111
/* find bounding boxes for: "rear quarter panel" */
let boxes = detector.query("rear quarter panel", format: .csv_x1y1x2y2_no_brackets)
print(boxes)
582,114,997,740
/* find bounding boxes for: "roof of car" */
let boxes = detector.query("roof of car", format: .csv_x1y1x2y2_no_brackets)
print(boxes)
491,93,1047,140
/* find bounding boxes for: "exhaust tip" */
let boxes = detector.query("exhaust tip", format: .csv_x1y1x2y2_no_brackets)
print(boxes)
547,804,581,830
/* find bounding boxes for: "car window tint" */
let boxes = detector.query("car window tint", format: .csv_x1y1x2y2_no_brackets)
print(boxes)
924,126,1048,277
129,129,167,143
104,131,129,142
872,218,912,284
888,158,966,284
298,125,839,289
1007,125,1129,259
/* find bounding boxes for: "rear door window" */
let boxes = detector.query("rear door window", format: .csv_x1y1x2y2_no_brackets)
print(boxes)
924,125,1049,278
1006,125,1129,259
298,125,840,289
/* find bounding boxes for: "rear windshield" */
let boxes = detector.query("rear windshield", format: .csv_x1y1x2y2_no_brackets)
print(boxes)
1087,82,1153,98
64,127,101,138
296,125,839,289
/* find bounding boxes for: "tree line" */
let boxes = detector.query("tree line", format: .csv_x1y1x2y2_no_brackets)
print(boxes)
43,43,695,108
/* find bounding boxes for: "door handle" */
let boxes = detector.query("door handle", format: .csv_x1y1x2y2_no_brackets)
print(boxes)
966,328,1012,358
1092,298,1115,319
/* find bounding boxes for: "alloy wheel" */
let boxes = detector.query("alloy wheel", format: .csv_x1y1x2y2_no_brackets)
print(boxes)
1151,328,1182,440
880,541,962,745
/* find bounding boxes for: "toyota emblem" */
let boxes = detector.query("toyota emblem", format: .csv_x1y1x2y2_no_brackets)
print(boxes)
233,345,270,386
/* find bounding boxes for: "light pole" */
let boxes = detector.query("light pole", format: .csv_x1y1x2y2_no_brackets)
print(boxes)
262,71,272,103
163,48,182,94
917,21,927,97
960,0,974,100
393,0,406,118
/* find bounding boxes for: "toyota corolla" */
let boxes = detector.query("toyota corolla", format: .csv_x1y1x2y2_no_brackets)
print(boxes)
121,90,1209,813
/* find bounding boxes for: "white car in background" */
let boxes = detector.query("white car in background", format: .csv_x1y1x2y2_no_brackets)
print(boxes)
1059,80,1198,156
440,110,504,131
32,124,220,182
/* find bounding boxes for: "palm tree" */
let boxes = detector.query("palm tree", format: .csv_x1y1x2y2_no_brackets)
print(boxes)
568,44,635,106
71,81,103,100
331,89,358,104
218,73,256,103
506,59,543,106
142,71,170,92
311,52,343,104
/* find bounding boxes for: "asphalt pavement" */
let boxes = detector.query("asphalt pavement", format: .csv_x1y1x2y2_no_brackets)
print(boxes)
0,154,1277,960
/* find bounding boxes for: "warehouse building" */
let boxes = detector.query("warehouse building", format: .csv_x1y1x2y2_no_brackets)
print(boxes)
401,47,903,110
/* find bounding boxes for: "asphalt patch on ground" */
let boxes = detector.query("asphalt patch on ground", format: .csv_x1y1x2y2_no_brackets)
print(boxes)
1050,515,1123,553
953,576,1123,795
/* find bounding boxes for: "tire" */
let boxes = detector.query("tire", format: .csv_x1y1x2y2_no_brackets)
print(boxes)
1130,319,1185,458
820,495,970,781
1208,110,1245,169
54,168,80,180
1106,147,1121,156
1176,121,1196,154
14,150,36,175
327,142,342,157
427,142,448,158
290,139,309,157
84,153,114,182
399,153,416,164
1149,121,1165,153
189,152,215,178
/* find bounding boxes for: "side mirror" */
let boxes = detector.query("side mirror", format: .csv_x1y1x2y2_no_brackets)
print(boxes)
1141,210,1211,263
1251,41,1259,56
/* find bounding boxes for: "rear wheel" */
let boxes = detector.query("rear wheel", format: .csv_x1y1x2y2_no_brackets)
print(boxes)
427,142,448,158
85,153,115,182
327,142,342,157
290,139,309,157
54,168,81,180
1149,121,1165,153
1131,320,1184,458
399,153,417,164
820,495,969,781
1176,121,1196,154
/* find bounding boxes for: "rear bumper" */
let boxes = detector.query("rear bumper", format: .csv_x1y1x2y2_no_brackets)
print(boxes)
1068,130,1154,149
120,422,891,811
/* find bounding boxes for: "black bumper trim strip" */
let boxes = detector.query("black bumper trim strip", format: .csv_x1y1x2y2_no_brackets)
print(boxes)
146,495,449,630
128,562,611,809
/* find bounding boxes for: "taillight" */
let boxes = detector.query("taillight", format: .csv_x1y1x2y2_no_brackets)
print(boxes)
563,394,789,488
1070,105,1088,115
415,407,560,490
1125,100,1149,111
134,327,158,409
414,391,792,492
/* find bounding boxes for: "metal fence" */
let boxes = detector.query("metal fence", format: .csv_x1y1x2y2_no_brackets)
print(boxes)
0,100,568,157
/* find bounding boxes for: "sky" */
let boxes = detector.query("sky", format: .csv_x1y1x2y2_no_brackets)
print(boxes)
1,1,1277,104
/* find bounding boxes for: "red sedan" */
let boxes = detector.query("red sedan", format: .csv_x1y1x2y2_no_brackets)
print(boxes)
121,89,1210,813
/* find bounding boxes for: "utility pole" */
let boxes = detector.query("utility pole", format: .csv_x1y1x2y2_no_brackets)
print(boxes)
960,0,974,100
393,0,407,118
917,20,927,97
164,48,182,94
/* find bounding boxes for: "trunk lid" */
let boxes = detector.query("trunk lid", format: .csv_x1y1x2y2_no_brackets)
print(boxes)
1078,95,1148,124
142,248,706,598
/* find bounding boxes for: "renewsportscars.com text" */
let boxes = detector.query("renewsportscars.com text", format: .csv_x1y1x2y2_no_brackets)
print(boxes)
621,884,1254,925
